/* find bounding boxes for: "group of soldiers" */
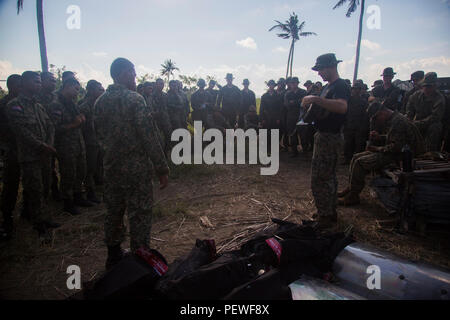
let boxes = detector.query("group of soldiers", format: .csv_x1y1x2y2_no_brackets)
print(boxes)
0,53,449,266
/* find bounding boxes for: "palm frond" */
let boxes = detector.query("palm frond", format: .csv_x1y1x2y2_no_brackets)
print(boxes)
333,0,348,10
299,32,317,37
346,0,359,17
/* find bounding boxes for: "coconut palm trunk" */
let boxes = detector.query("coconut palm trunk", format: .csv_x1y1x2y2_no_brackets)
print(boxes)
286,41,294,79
353,0,365,83
36,0,48,72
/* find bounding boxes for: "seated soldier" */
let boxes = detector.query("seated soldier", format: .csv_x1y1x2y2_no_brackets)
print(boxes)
338,103,425,206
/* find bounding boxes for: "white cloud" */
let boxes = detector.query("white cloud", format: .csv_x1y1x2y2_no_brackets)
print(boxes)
75,63,111,87
92,51,108,57
236,37,258,50
0,60,24,85
361,39,381,51
272,46,289,53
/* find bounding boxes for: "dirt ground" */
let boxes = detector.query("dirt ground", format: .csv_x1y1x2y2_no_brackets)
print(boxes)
1,151,449,300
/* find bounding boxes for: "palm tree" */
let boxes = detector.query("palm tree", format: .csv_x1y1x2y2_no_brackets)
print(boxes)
269,12,317,79
17,0,49,72
160,59,180,84
333,0,365,83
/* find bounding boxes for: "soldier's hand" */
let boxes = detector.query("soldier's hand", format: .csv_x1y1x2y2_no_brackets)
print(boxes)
159,174,169,190
367,145,381,153
301,95,318,107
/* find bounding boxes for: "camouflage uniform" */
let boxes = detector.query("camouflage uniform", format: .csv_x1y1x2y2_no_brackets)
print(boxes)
94,84,169,251
343,95,367,161
244,110,259,130
239,89,256,128
78,97,101,192
167,89,185,130
179,89,190,127
6,94,54,225
406,90,446,152
191,88,211,125
205,87,219,111
49,94,86,201
284,88,307,153
152,91,173,151
36,90,59,198
347,112,425,194
0,94,21,225
217,85,241,128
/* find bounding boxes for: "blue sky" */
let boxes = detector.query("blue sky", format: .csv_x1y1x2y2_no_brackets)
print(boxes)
0,0,449,96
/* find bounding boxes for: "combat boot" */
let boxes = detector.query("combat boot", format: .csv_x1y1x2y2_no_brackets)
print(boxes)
337,187,351,198
86,188,101,204
105,245,125,270
73,193,95,207
338,192,360,206
64,199,81,216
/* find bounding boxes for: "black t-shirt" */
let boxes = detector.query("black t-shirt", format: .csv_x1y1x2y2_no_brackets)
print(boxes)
315,78,351,133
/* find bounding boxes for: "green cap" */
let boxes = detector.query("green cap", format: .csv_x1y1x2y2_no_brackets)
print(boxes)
420,72,438,87
267,79,276,86
312,53,342,71
381,67,396,76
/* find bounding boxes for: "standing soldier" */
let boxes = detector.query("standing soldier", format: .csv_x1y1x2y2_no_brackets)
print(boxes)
401,71,424,114
79,80,105,204
260,80,280,149
167,80,185,130
284,77,307,157
152,78,173,154
37,71,61,201
6,71,59,238
239,79,256,129
0,74,22,239
343,80,368,164
406,72,446,152
50,78,93,216
205,80,219,111
276,78,288,150
177,80,190,128
217,73,241,128
301,53,351,228
191,79,210,125
304,80,313,94
380,67,402,111
94,58,169,269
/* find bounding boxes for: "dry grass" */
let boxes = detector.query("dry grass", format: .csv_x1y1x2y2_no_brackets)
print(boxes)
0,154,449,299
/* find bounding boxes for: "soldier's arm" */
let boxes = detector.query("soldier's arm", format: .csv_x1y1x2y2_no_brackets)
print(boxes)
380,120,408,154
415,96,445,129
405,93,416,120
6,103,47,151
133,95,169,176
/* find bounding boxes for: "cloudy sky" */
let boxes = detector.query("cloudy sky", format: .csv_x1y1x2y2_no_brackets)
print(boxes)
0,0,449,96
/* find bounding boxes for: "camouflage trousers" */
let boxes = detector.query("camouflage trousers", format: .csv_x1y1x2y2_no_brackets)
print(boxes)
311,132,342,217
343,127,366,162
58,152,86,200
85,145,99,190
420,122,443,152
20,160,51,225
169,110,187,131
348,151,396,194
1,150,21,221
103,166,154,252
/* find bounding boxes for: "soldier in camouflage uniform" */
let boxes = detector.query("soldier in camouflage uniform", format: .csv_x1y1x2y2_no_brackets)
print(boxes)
177,80,190,128
302,54,351,228
401,71,424,114
37,71,61,201
217,73,241,128
284,77,307,157
380,68,402,111
167,80,185,130
260,80,280,149
49,78,93,216
406,72,446,152
276,78,288,150
94,58,169,269
78,80,105,204
191,79,210,125
205,80,219,119
339,104,425,206
343,80,368,163
239,79,256,129
6,71,59,237
152,78,173,154
0,74,22,239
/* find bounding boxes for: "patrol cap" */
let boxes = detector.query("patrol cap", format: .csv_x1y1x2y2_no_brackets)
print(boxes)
287,77,300,84
381,67,396,76
225,73,234,80
304,80,313,87
197,78,206,87
312,53,342,71
267,79,277,86
410,70,425,81
372,80,383,88
243,79,250,85
277,78,286,84
352,80,365,89
420,72,438,87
